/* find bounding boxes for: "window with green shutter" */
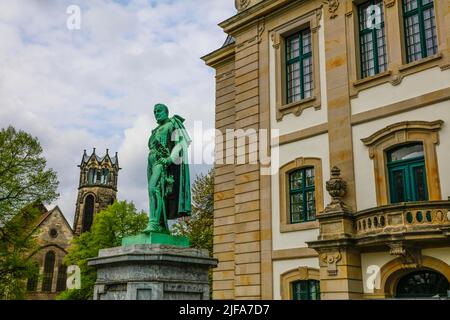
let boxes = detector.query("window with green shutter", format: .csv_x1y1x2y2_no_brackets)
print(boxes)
289,167,316,224
403,0,438,63
285,28,313,104
358,0,388,78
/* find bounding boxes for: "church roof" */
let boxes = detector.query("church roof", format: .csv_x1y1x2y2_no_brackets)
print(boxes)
33,205,74,234
81,148,119,167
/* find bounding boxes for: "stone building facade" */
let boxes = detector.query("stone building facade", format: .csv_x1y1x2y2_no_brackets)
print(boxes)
203,0,450,299
26,205,74,300
73,149,120,235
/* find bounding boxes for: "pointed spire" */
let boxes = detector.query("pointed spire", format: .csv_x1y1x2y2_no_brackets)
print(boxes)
93,147,96,155
106,148,109,155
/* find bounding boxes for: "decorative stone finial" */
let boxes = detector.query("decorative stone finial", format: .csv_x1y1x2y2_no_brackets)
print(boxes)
324,166,350,213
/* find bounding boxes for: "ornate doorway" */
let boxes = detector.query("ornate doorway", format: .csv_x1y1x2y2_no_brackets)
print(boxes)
395,270,449,298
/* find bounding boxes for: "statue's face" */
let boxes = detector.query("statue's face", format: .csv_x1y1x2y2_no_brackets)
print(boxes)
154,105,168,124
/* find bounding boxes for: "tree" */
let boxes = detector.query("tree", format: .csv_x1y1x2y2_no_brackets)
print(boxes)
57,200,147,300
172,169,214,256
172,169,214,297
0,125,59,300
0,126,59,223
0,203,42,299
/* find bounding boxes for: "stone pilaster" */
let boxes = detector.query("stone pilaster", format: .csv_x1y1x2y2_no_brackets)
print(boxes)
307,167,363,299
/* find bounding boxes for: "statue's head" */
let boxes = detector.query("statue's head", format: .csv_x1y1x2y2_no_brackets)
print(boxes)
153,103,169,124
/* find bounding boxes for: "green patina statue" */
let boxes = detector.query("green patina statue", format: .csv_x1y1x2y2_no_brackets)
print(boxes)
122,104,191,247
144,103,191,233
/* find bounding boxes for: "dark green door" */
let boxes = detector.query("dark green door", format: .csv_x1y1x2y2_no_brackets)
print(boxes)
387,144,428,203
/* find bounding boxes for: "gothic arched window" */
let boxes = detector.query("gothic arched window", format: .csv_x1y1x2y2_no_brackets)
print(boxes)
42,251,55,292
56,265,67,292
82,195,95,232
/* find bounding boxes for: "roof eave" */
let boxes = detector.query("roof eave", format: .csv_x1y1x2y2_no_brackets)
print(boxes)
201,43,236,69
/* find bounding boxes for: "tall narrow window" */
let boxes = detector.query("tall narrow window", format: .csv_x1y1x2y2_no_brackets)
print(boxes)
285,28,313,104
82,194,95,232
358,0,387,78
387,143,428,203
292,280,320,300
403,0,437,63
56,265,67,292
88,168,95,184
101,169,110,184
26,264,39,292
42,251,55,292
289,167,316,223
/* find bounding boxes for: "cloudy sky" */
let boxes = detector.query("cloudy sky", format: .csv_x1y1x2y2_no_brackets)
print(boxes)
0,0,236,223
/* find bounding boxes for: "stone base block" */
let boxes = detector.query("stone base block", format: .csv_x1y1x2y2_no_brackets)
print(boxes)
122,232,190,247
88,244,217,300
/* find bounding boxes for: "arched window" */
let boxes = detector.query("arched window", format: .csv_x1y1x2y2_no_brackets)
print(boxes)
82,195,95,232
56,265,67,292
26,263,39,292
387,143,428,203
42,251,55,292
396,270,449,298
292,280,320,300
289,167,316,223
88,168,96,184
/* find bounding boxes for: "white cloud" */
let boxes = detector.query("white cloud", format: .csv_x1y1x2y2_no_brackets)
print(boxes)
0,0,235,223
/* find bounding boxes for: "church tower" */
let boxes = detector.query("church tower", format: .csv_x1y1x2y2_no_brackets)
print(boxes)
73,148,120,235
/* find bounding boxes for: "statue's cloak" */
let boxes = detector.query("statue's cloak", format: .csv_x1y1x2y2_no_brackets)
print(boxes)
165,115,191,219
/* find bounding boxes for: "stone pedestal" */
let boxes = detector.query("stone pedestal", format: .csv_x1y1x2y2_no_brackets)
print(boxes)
88,244,217,300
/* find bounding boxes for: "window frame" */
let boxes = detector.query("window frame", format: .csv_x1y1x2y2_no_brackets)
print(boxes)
271,7,322,121
361,120,442,206
285,29,313,104
292,279,321,300
280,267,320,300
279,157,323,232
357,0,388,78
288,167,316,224
402,0,438,63
344,0,448,98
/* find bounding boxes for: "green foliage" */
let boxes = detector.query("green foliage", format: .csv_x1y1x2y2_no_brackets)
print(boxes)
57,200,147,300
172,169,214,297
172,169,214,255
0,125,58,300
0,203,42,299
0,126,59,223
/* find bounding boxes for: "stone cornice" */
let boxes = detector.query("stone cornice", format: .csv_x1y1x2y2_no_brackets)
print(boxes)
201,43,235,68
219,0,300,34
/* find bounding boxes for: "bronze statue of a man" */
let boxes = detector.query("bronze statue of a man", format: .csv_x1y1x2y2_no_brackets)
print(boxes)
144,103,191,234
